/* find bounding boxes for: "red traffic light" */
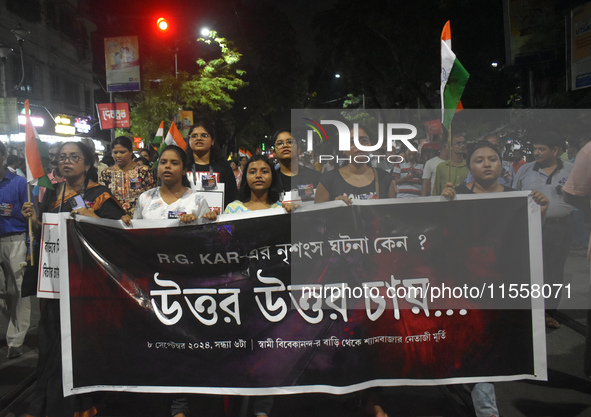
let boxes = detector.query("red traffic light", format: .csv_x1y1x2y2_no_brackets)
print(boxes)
157,18,168,31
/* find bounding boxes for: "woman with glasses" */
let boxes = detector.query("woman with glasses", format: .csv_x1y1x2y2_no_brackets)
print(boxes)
273,129,320,199
186,121,237,211
21,141,125,417
99,136,155,216
315,124,396,204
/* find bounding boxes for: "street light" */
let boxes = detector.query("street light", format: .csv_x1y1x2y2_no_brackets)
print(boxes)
10,23,29,90
172,28,212,78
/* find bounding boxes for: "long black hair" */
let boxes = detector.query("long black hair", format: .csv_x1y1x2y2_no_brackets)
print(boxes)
159,145,191,187
185,120,224,166
238,155,280,204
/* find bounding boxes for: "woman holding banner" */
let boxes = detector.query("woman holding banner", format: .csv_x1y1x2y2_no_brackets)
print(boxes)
441,141,548,212
120,145,214,417
99,136,155,216
21,141,126,417
219,154,296,417
441,140,549,417
122,145,214,225
314,124,396,205
224,154,294,214
186,120,237,211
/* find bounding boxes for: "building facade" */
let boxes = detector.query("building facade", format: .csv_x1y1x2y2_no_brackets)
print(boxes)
0,0,98,148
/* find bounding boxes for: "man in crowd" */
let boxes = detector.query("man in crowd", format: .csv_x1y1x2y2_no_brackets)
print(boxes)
0,141,31,359
392,140,423,198
6,155,25,178
421,139,449,196
34,142,63,204
432,134,468,195
512,131,574,328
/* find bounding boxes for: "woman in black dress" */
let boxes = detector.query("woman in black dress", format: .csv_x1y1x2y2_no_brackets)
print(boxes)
22,141,125,417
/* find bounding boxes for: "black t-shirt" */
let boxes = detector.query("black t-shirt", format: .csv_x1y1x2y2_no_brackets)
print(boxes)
277,166,321,193
188,161,238,209
318,167,393,200
455,183,515,194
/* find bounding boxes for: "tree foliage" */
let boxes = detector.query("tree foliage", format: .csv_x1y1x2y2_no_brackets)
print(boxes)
183,32,247,111
128,31,247,142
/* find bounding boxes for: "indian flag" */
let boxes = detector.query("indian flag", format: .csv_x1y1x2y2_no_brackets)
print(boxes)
160,121,187,152
441,21,469,130
24,100,52,189
151,120,164,150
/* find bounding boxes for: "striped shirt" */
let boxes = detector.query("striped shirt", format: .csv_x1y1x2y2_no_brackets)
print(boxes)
392,162,424,197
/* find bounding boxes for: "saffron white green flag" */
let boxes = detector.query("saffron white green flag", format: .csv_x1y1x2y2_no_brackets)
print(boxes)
441,21,469,130
24,99,52,189
159,121,187,153
151,121,164,149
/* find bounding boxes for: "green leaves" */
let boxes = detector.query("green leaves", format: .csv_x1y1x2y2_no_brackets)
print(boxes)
129,30,247,142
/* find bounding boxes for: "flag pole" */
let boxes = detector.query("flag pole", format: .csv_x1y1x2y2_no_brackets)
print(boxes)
447,127,452,182
27,183,34,266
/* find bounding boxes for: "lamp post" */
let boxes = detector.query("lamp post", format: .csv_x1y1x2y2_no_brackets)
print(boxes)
172,28,211,79
0,43,13,99
10,24,30,90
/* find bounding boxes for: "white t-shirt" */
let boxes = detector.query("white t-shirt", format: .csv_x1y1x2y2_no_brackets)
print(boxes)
134,187,210,220
422,156,445,194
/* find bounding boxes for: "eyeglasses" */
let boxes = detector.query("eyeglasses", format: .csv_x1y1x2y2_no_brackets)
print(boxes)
350,136,371,146
190,133,210,139
275,139,295,149
58,153,84,164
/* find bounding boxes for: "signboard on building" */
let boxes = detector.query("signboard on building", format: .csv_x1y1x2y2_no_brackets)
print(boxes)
0,97,18,134
503,0,557,65
96,103,130,129
18,108,45,128
570,2,591,90
75,117,91,134
104,36,141,92
55,114,76,136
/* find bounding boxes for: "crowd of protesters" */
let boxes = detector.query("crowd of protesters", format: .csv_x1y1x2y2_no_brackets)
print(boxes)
1,120,590,417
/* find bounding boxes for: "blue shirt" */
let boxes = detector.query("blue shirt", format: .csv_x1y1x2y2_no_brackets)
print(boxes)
0,170,28,236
